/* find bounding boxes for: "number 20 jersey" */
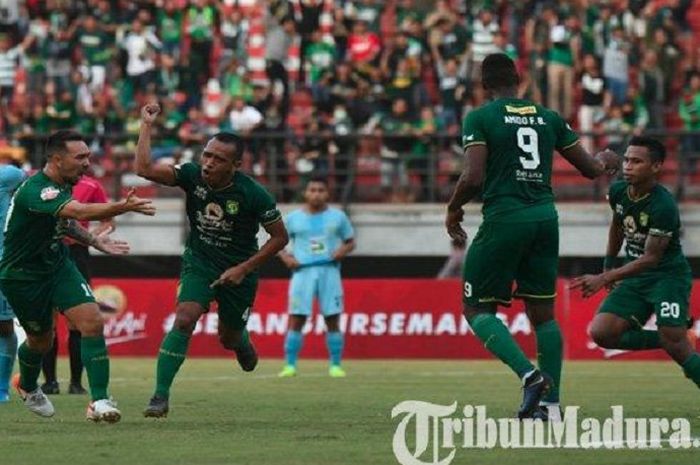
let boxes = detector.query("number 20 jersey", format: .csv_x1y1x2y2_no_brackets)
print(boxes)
461,97,579,223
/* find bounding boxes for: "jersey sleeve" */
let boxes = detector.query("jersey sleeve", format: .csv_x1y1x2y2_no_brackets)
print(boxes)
553,112,579,151
607,181,624,218
252,185,282,226
648,196,679,238
173,162,199,191
461,109,486,149
0,166,26,192
23,184,73,217
338,211,354,240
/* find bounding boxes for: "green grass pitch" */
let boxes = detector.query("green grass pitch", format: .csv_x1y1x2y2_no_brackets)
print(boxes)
2,359,700,465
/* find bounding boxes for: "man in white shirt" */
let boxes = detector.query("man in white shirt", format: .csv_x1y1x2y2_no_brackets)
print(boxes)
120,19,162,92
228,96,264,134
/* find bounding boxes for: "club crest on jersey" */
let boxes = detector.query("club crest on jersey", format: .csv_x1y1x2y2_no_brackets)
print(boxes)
226,200,239,215
505,105,537,115
40,187,60,201
640,212,649,227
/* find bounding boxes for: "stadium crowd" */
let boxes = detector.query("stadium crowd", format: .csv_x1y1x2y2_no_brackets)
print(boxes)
0,0,698,201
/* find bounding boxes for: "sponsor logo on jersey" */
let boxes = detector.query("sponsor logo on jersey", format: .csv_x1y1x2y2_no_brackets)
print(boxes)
615,204,623,215
505,105,537,115
40,187,60,201
623,215,637,234
226,200,239,215
204,202,224,222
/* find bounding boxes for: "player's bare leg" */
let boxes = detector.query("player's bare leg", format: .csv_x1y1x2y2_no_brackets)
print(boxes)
0,320,17,402
325,314,345,377
65,303,120,423
590,312,662,351
524,298,562,421
145,302,205,418
280,315,306,377
12,329,55,417
463,303,551,419
218,322,257,372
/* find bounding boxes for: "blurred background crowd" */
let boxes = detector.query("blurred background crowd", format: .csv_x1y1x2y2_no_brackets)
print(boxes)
0,0,699,202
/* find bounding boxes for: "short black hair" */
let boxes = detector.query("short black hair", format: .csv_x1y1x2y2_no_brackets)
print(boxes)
481,53,520,91
45,130,84,158
306,175,329,187
628,136,666,163
213,132,243,160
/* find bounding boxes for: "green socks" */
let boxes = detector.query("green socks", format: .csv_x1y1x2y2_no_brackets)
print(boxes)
237,329,251,351
618,330,661,350
469,313,535,378
17,342,43,392
535,320,563,403
155,329,191,399
81,336,110,401
682,353,700,388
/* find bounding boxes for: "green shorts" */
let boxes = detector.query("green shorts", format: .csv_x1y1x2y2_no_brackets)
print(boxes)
177,258,257,330
0,259,95,335
598,274,691,328
462,218,559,308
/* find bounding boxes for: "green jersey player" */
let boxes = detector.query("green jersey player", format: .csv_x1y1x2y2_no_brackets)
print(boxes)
136,104,289,418
572,137,700,395
0,130,156,422
445,54,619,419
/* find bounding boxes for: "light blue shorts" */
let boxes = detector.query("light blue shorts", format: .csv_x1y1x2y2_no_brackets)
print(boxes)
0,292,15,321
288,264,344,317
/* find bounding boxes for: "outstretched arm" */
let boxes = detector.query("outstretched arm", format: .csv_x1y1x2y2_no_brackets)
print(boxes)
135,104,177,186
64,222,129,255
59,188,156,221
560,143,619,180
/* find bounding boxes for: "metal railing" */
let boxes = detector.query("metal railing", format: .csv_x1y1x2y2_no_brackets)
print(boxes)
6,130,700,203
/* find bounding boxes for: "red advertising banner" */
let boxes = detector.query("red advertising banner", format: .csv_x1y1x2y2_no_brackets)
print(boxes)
44,279,699,360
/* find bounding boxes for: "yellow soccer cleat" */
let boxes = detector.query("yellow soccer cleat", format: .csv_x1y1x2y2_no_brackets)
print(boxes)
329,365,346,378
278,365,297,378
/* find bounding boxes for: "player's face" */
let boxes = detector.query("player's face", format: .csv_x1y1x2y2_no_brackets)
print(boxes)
57,141,91,185
304,182,329,209
623,145,661,185
200,138,239,188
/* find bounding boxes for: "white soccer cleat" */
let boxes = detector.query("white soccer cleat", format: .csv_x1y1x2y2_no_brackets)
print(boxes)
86,398,121,423
12,374,55,418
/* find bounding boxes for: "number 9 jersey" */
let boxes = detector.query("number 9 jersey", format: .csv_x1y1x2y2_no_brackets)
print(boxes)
462,97,579,223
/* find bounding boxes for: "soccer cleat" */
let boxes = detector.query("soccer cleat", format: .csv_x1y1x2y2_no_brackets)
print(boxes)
0,389,9,403
40,381,60,395
12,374,55,417
86,398,121,423
329,365,346,378
235,341,258,372
143,395,169,418
278,365,297,377
68,383,87,395
517,370,552,419
526,404,562,422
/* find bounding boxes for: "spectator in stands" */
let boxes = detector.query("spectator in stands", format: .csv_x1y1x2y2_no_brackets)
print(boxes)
347,19,381,75
265,15,296,117
469,9,501,82
373,97,414,202
186,0,216,81
603,27,630,105
650,28,681,101
75,15,112,91
219,4,248,71
601,105,631,156
621,84,650,135
156,0,183,60
304,29,336,89
679,73,700,167
435,56,468,129
410,106,439,201
578,54,610,154
228,95,264,135
638,49,666,129
547,15,580,121
345,0,384,33
0,32,31,107
120,19,161,94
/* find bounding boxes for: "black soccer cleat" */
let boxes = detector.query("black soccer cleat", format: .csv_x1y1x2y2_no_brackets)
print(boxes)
143,395,169,418
41,381,60,395
524,404,562,422
236,341,259,372
517,370,553,419
68,383,87,395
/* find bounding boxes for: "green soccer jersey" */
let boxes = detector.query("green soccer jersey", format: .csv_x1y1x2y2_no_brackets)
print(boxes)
175,163,282,271
607,180,689,276
462,97,579,222
0,172,73,280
